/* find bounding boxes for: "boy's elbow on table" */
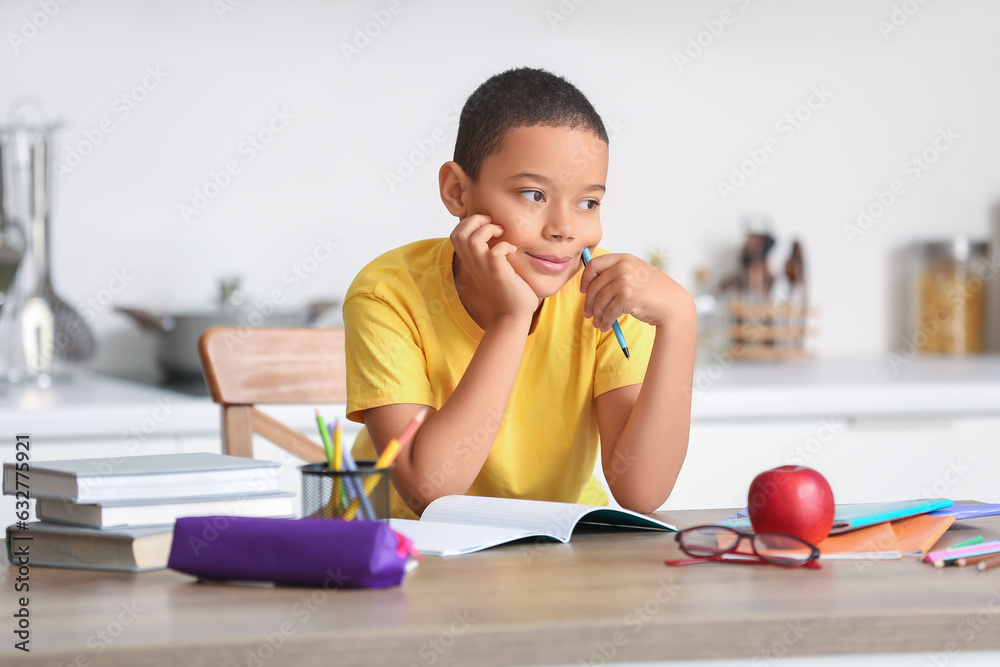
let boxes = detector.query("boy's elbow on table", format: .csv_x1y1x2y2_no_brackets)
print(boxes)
611,482,675,516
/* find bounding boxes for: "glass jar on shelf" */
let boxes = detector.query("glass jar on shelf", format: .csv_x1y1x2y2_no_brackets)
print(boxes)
911,237,989,355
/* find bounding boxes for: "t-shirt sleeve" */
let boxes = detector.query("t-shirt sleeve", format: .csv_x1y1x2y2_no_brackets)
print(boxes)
592,313,655,398
344,291,436,423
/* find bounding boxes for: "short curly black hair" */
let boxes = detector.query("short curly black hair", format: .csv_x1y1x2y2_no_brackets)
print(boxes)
453,67,608,182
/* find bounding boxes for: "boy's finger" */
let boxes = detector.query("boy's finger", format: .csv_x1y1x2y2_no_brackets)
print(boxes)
465,213,492,226
596,294,627,332
582,270,614,317
588,287,614,329
583,251,618,272
579,263,593,293
454,214,493,240
469,223,504,246
490,241,517,258
579,263,608,294
578,250,617,292
487,243,519,275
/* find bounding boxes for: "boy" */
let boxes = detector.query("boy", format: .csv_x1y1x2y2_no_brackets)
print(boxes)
345,68,696,519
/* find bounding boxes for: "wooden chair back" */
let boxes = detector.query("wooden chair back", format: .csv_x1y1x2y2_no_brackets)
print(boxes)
198,327,347,461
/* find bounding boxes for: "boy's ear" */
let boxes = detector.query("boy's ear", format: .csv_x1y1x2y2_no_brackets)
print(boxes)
439,161,471,218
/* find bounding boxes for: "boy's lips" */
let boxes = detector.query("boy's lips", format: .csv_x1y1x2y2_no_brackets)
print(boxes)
527,253,574,272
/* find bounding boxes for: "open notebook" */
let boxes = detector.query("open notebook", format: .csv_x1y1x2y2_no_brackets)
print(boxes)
389,495,677,557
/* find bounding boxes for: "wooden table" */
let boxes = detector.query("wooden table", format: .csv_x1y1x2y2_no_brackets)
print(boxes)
4,508,1000,666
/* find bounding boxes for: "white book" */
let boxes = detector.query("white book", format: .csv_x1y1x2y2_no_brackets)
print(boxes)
6,522,174,573
389,495,677,557
35,491,296,529
3,453,280,503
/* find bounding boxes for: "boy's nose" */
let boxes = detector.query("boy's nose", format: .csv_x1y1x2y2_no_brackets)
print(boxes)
544,206,575,241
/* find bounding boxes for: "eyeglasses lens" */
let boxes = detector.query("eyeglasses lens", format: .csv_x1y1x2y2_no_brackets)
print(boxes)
681,526,741,556
752,533,815,565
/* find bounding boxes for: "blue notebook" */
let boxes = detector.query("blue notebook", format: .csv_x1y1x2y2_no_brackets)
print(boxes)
928,503,1000,521
720,498,953,535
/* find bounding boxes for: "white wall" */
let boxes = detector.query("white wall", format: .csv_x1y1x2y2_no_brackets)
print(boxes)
2,0,999,381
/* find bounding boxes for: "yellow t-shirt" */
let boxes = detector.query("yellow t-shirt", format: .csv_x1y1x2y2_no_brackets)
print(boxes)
344,238,653,519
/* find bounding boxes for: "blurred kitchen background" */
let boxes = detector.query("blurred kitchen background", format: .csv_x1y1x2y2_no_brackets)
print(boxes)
2,0,1000,514
1,0,998,384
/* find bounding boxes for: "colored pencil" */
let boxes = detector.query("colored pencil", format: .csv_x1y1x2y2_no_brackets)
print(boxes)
342,407,428,520
581,247,630,361
332,422,376,521
316,409,346,510
315,408,335,469
925,540,1000,565
333,418,342,476
948,536,984,550
956,552,1000,567
977,555,1000,572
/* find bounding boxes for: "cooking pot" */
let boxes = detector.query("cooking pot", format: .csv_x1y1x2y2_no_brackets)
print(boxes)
117,278,340,379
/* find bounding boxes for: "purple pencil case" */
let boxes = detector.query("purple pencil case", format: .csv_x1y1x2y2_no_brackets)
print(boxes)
167,516,414,588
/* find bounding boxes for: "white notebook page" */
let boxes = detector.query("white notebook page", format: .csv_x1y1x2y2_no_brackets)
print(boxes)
421,495,674,541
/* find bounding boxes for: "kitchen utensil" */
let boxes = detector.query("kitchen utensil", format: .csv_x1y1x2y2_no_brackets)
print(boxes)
23,131,96,362
2,101,93,382
117,278,340,379
15,131,55,375
782,240,807,350
718,215,776,297
19,292,54,378
783,241,805,291
0,134,26,318
717,219,814,360
0,132,28,380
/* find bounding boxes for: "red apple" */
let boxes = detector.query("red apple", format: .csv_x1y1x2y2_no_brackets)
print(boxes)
747,465,835,546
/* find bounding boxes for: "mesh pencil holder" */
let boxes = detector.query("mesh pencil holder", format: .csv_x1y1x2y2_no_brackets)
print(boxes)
300,461,392,521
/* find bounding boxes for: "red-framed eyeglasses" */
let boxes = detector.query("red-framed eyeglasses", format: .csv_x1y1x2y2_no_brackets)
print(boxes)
666,525,822,569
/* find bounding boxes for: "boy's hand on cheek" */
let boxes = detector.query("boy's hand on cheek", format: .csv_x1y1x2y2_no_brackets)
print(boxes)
450,214,539,325
580,253,695,331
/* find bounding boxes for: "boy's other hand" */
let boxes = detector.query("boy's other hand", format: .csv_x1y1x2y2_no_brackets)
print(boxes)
579,252,695,331
451,214,539,326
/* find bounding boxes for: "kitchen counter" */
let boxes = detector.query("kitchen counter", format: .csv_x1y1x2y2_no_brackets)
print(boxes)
690,355,1000,421
0,373,350,442
2,356,999,440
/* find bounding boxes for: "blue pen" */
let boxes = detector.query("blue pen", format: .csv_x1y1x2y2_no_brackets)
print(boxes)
330,423,377,520
581,247,630,360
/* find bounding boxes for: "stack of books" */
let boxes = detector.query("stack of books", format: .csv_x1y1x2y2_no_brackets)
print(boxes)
720,498,1000,561
3,453,295,572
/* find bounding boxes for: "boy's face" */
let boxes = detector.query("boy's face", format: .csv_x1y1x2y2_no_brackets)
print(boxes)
462,124,608,299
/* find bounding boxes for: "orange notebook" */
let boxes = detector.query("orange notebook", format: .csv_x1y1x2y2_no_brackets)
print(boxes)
817,522,901,560
891,514,956,555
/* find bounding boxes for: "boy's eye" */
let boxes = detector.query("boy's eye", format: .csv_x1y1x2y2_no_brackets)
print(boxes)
518,190,544,203
579,199,601,211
